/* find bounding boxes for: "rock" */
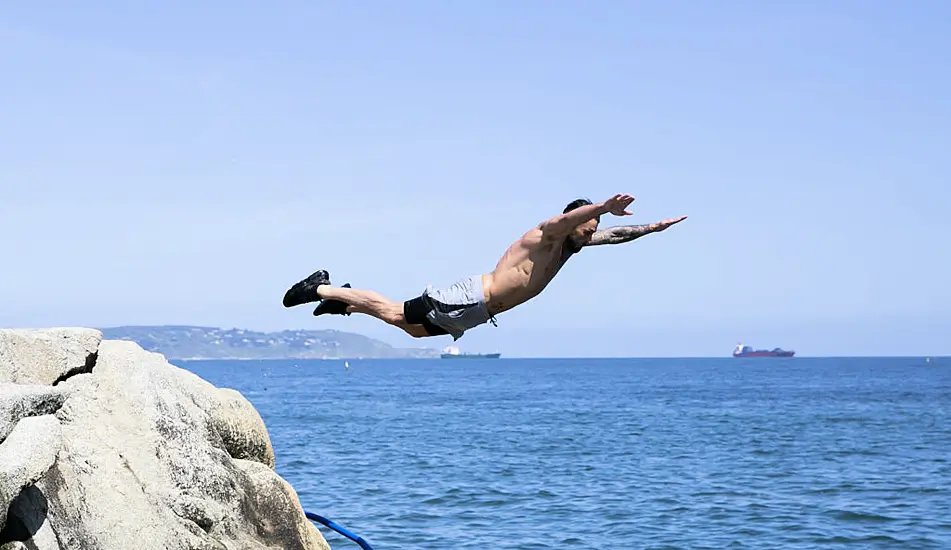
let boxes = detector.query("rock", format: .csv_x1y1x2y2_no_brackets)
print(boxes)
0,332,330,550
232,459,330,549
0,385,67,444
0,415,62,529
209,388,276,469
0,329,101,386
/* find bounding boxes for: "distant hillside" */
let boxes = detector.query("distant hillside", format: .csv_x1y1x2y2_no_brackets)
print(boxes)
99,325,440,360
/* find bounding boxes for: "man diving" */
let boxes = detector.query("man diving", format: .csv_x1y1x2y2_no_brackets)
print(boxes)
282,194,686,340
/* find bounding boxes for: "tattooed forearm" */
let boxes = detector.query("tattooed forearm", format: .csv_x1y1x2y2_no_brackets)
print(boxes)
585,216,686,246
587,224,655,246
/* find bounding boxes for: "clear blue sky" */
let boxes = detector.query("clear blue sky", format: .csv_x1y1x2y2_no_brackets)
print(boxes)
2,2,949,357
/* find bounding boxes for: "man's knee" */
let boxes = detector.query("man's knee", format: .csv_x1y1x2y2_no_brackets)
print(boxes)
382,308,406,326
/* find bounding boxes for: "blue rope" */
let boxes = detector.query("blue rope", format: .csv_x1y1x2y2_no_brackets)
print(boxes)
305,510,375,550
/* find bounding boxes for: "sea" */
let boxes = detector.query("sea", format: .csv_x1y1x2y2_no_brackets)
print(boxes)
179,357,951,549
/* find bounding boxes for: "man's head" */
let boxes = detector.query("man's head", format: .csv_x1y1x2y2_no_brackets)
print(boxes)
563,198,600,247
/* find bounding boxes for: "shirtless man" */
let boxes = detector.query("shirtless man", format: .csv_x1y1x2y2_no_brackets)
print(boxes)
282,194,686,340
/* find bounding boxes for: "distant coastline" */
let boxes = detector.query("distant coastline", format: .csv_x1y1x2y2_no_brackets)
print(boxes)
99,325,441,360
171,356,436,361
89,328,947,360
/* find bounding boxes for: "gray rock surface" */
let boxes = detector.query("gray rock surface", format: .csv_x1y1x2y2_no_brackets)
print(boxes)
0,385,66,443
0,330,330,550
0,329,101,385
209,388,276,469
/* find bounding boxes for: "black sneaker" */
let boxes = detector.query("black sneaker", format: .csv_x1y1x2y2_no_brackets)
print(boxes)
313,283,352,316
282,270,331,308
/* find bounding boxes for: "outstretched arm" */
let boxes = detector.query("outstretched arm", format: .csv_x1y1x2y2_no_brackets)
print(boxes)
538,194,634,238
585,216,687,246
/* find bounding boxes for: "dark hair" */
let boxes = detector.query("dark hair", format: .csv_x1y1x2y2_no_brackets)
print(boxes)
563,198,599,222
563,198,592,213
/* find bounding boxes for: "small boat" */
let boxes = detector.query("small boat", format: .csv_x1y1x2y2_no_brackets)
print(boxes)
732,343,795,358
439,346,501,359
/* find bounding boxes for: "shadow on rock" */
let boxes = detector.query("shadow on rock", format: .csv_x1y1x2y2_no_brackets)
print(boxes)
0,485,48,546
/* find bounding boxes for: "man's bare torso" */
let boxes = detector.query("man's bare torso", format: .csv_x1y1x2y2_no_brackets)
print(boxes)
482,228,578,315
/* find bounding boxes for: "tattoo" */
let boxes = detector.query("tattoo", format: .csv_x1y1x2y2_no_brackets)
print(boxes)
586,224,655,246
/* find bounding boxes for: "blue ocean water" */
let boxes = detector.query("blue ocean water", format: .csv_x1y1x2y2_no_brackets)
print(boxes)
180,357,951,549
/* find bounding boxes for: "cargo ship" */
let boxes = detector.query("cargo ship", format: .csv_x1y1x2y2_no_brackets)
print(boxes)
732,343,795,358
440,346,501,359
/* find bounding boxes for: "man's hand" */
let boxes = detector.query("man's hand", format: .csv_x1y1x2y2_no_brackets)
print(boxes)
604,194,635,216
650,216,687,232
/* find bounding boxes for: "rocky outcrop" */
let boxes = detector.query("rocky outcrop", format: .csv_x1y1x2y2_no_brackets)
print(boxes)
0,328,330,550
0,328,100,386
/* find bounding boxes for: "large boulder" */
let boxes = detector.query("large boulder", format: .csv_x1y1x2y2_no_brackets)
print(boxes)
0,329,329,550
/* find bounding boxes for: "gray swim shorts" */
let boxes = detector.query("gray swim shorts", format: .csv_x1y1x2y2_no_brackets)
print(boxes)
403,275,496,340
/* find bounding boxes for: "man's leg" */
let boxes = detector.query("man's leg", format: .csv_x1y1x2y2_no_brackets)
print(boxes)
316,286,399,323
316,285,431,338
282,269,439,338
